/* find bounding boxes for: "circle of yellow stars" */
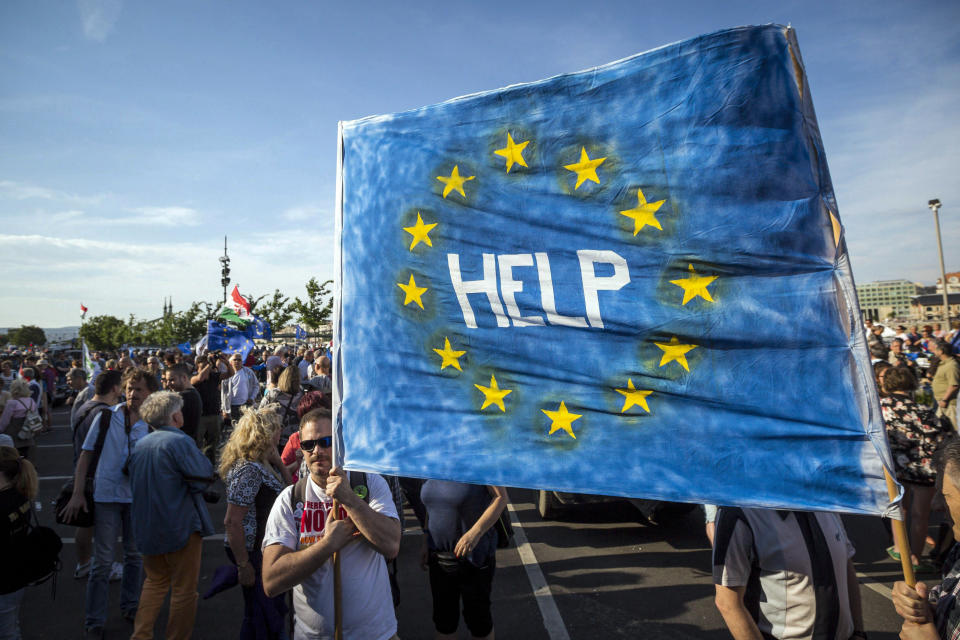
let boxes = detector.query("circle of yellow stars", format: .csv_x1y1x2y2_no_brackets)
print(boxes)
394,129,720,440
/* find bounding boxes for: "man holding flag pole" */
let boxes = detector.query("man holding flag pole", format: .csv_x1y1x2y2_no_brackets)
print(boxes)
260,408,401,640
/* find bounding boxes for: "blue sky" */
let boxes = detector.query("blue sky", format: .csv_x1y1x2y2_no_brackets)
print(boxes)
1,0,957,327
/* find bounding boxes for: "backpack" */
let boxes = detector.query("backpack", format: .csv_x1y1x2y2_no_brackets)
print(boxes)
16,398,43,437
289,471,369,514
271,392,299,430
1,506,63,595
55,407,114,528
21,514,63,588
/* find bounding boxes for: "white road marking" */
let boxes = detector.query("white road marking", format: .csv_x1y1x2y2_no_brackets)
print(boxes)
508,501,571,640
856,571,894,600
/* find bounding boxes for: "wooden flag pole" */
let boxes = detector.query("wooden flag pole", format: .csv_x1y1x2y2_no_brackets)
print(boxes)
884,469,916,587
332,499,343,640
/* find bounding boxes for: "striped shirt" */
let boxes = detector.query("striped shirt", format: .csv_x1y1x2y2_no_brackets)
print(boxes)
929,543,960,640
713,507,856,640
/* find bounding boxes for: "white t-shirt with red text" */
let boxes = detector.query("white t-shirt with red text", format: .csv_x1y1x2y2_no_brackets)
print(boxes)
262,472,398,640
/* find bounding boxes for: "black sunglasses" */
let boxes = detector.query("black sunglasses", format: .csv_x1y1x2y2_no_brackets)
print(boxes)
300,436,333,452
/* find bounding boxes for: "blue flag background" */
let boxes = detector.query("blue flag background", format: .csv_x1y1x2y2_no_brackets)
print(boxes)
335,25,893,515
295,325,307,341
207,319,255,361
245,316,272,341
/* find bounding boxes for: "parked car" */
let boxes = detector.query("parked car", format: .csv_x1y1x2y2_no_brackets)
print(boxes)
536,490,696,524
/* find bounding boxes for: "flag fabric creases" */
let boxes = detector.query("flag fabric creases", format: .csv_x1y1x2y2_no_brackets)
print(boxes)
334,25,895,515
207,319,255,361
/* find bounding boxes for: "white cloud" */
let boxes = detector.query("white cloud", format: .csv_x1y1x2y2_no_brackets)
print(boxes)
281,204,326,222
0,180,58,200
126,207,201,227
0,232,335,326
77,0,123,42
50,210,85,223
0,180,109,207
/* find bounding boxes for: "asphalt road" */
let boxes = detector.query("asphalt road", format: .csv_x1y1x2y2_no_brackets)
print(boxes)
20,405,908,639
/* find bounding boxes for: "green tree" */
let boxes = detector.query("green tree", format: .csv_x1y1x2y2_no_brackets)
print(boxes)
8,325,46,346
137,302,212,347
256,289,294,334
173,302,213,343
244,292,269,313
141,315,175,347
125,314,148,346
291,278,333,333
79,316,132,351
0,334,8,348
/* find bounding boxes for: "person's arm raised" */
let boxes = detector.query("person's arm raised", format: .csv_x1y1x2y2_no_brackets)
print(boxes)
326,468,401,559
261,508,357,597
190,362,210,386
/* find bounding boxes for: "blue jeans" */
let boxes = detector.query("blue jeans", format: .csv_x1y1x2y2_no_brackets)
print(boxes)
0,588,24,640
85,502,142,628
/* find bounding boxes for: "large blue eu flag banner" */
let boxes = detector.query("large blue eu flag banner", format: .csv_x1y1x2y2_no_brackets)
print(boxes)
334,25,894,515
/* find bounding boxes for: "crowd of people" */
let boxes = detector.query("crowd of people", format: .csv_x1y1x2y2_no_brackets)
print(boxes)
0,321,958,639
0,343,505,640
708,321,960,640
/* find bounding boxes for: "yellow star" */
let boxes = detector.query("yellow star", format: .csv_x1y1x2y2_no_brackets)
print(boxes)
619,187,666,235
669,263,717,305
615,379,653,413
563,147,606,189
433,337,466,371
436,165,475,199
474,374,512,411
654,336,698,372
493,133,529,173
403,212,437,251
542,401,581,439
396,274,428,309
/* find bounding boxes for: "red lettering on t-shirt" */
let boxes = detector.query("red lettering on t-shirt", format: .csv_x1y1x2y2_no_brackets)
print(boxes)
298,499,352,547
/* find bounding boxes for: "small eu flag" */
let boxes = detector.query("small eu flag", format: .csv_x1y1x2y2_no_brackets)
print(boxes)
245,316,272,341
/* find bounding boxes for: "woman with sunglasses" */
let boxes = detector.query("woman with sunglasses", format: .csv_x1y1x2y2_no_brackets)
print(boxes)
220,407,291,639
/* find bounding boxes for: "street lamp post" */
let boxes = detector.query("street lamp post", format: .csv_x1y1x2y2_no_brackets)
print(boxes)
219,235,231,306
929,199,950,322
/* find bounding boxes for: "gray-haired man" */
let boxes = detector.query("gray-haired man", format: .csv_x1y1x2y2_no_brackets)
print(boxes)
128,390,215,640
68,368,94,428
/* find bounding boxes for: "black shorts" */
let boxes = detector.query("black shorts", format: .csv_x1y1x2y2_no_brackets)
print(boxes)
428,552,496,636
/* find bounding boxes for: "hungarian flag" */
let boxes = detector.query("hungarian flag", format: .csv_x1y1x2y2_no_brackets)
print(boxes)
80,303,88,319
219,286,253,325
230,286,252,318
